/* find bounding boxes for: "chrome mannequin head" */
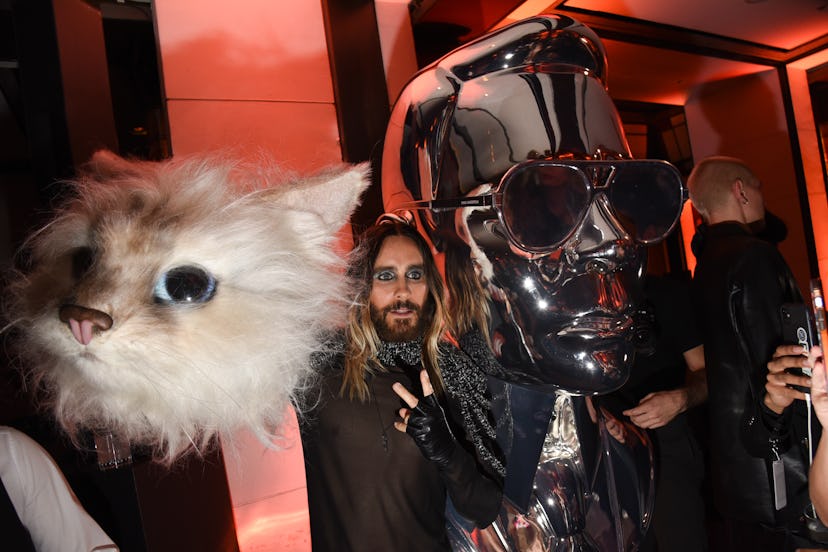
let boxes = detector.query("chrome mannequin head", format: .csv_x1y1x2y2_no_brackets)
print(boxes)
382,15,685,394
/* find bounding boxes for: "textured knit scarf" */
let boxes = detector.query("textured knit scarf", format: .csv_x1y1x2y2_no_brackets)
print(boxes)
374,331,506,477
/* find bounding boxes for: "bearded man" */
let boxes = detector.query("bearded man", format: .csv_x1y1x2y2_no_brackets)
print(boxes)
300,221,503,551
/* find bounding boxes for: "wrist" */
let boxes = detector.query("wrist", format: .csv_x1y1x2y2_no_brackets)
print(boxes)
677,389,690,413
763,393,785,415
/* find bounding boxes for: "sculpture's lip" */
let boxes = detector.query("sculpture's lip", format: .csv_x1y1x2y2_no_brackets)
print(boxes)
555,315,633,338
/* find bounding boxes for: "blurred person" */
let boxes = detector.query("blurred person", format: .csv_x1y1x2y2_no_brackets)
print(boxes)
807,346,828,524
0,425,118,552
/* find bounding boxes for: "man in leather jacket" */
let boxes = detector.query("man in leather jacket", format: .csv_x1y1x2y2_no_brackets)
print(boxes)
688,156,821,551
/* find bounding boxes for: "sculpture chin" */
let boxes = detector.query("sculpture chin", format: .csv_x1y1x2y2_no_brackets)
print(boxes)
557,313,635,336
496,327,633,395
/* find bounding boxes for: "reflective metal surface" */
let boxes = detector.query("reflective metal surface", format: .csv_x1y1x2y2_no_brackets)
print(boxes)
462,382,654,551
382,14,669,396
381,14,662,551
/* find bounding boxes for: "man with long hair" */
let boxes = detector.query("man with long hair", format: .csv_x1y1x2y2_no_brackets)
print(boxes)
300,221,502,551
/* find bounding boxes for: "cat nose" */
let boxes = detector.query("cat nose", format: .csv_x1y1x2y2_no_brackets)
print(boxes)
59,304,113,346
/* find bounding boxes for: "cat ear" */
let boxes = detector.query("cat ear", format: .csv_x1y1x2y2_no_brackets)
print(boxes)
279,163,371,234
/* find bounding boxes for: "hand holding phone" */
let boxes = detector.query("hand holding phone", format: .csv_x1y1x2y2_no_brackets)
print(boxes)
781,302,817,354
765,344,813,413
779,303,816,393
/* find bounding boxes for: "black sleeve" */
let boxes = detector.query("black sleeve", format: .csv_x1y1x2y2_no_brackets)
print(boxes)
407,394,503,527
736,245,802,457
657,276,703,354
438,438,503,527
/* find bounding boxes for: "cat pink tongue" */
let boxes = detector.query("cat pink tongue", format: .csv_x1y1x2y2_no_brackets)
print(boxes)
68,319,95,345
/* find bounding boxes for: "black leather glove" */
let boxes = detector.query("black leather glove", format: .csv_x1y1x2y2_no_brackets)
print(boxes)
406,394,457,469
407,393,503,527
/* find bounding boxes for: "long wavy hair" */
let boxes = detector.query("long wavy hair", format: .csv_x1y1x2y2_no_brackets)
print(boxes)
444,243,491,344
342,222,446,401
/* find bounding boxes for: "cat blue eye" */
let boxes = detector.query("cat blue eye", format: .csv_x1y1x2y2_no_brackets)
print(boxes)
153,265,217,305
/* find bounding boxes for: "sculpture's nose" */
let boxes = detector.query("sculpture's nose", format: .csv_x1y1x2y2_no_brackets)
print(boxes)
573,193,632,252
59,304,113,346
557,194,638,273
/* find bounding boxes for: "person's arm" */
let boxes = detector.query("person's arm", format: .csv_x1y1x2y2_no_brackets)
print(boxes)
808,346,828,522
393,371,502,527
744,343,813,459
735,246,800,455
0,427,119,552
684,345,708,407
623,344,706,429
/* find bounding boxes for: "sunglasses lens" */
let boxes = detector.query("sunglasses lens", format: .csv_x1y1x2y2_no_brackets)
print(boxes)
609,163,684,243
501,165,590,250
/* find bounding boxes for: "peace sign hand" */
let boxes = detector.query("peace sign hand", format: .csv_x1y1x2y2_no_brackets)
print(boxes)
392,370,456,468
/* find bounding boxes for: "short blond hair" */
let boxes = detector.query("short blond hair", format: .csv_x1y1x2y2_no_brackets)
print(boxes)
687,156,759,222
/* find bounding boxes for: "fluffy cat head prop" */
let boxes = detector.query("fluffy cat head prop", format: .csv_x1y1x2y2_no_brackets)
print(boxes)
4,151,369,462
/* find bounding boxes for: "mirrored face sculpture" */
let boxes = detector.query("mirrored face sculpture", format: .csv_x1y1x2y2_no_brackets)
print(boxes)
382,15,685,395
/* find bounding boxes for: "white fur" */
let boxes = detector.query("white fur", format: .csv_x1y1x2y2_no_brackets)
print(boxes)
5,152,369,462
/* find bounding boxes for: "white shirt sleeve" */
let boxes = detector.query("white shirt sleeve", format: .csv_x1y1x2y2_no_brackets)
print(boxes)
0,426,119,552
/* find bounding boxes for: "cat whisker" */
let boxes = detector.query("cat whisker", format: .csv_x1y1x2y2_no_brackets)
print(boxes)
0,318,24,335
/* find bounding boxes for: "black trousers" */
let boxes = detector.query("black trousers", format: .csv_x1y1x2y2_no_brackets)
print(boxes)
642,429,707,552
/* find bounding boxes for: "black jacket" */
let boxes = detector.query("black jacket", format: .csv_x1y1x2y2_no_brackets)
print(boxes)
692,221,815,527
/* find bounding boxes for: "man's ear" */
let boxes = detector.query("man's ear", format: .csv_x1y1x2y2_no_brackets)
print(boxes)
733,178,748,205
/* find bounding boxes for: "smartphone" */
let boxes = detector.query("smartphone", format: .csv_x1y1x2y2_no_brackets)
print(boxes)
780,302,816,392
781,302,817,352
